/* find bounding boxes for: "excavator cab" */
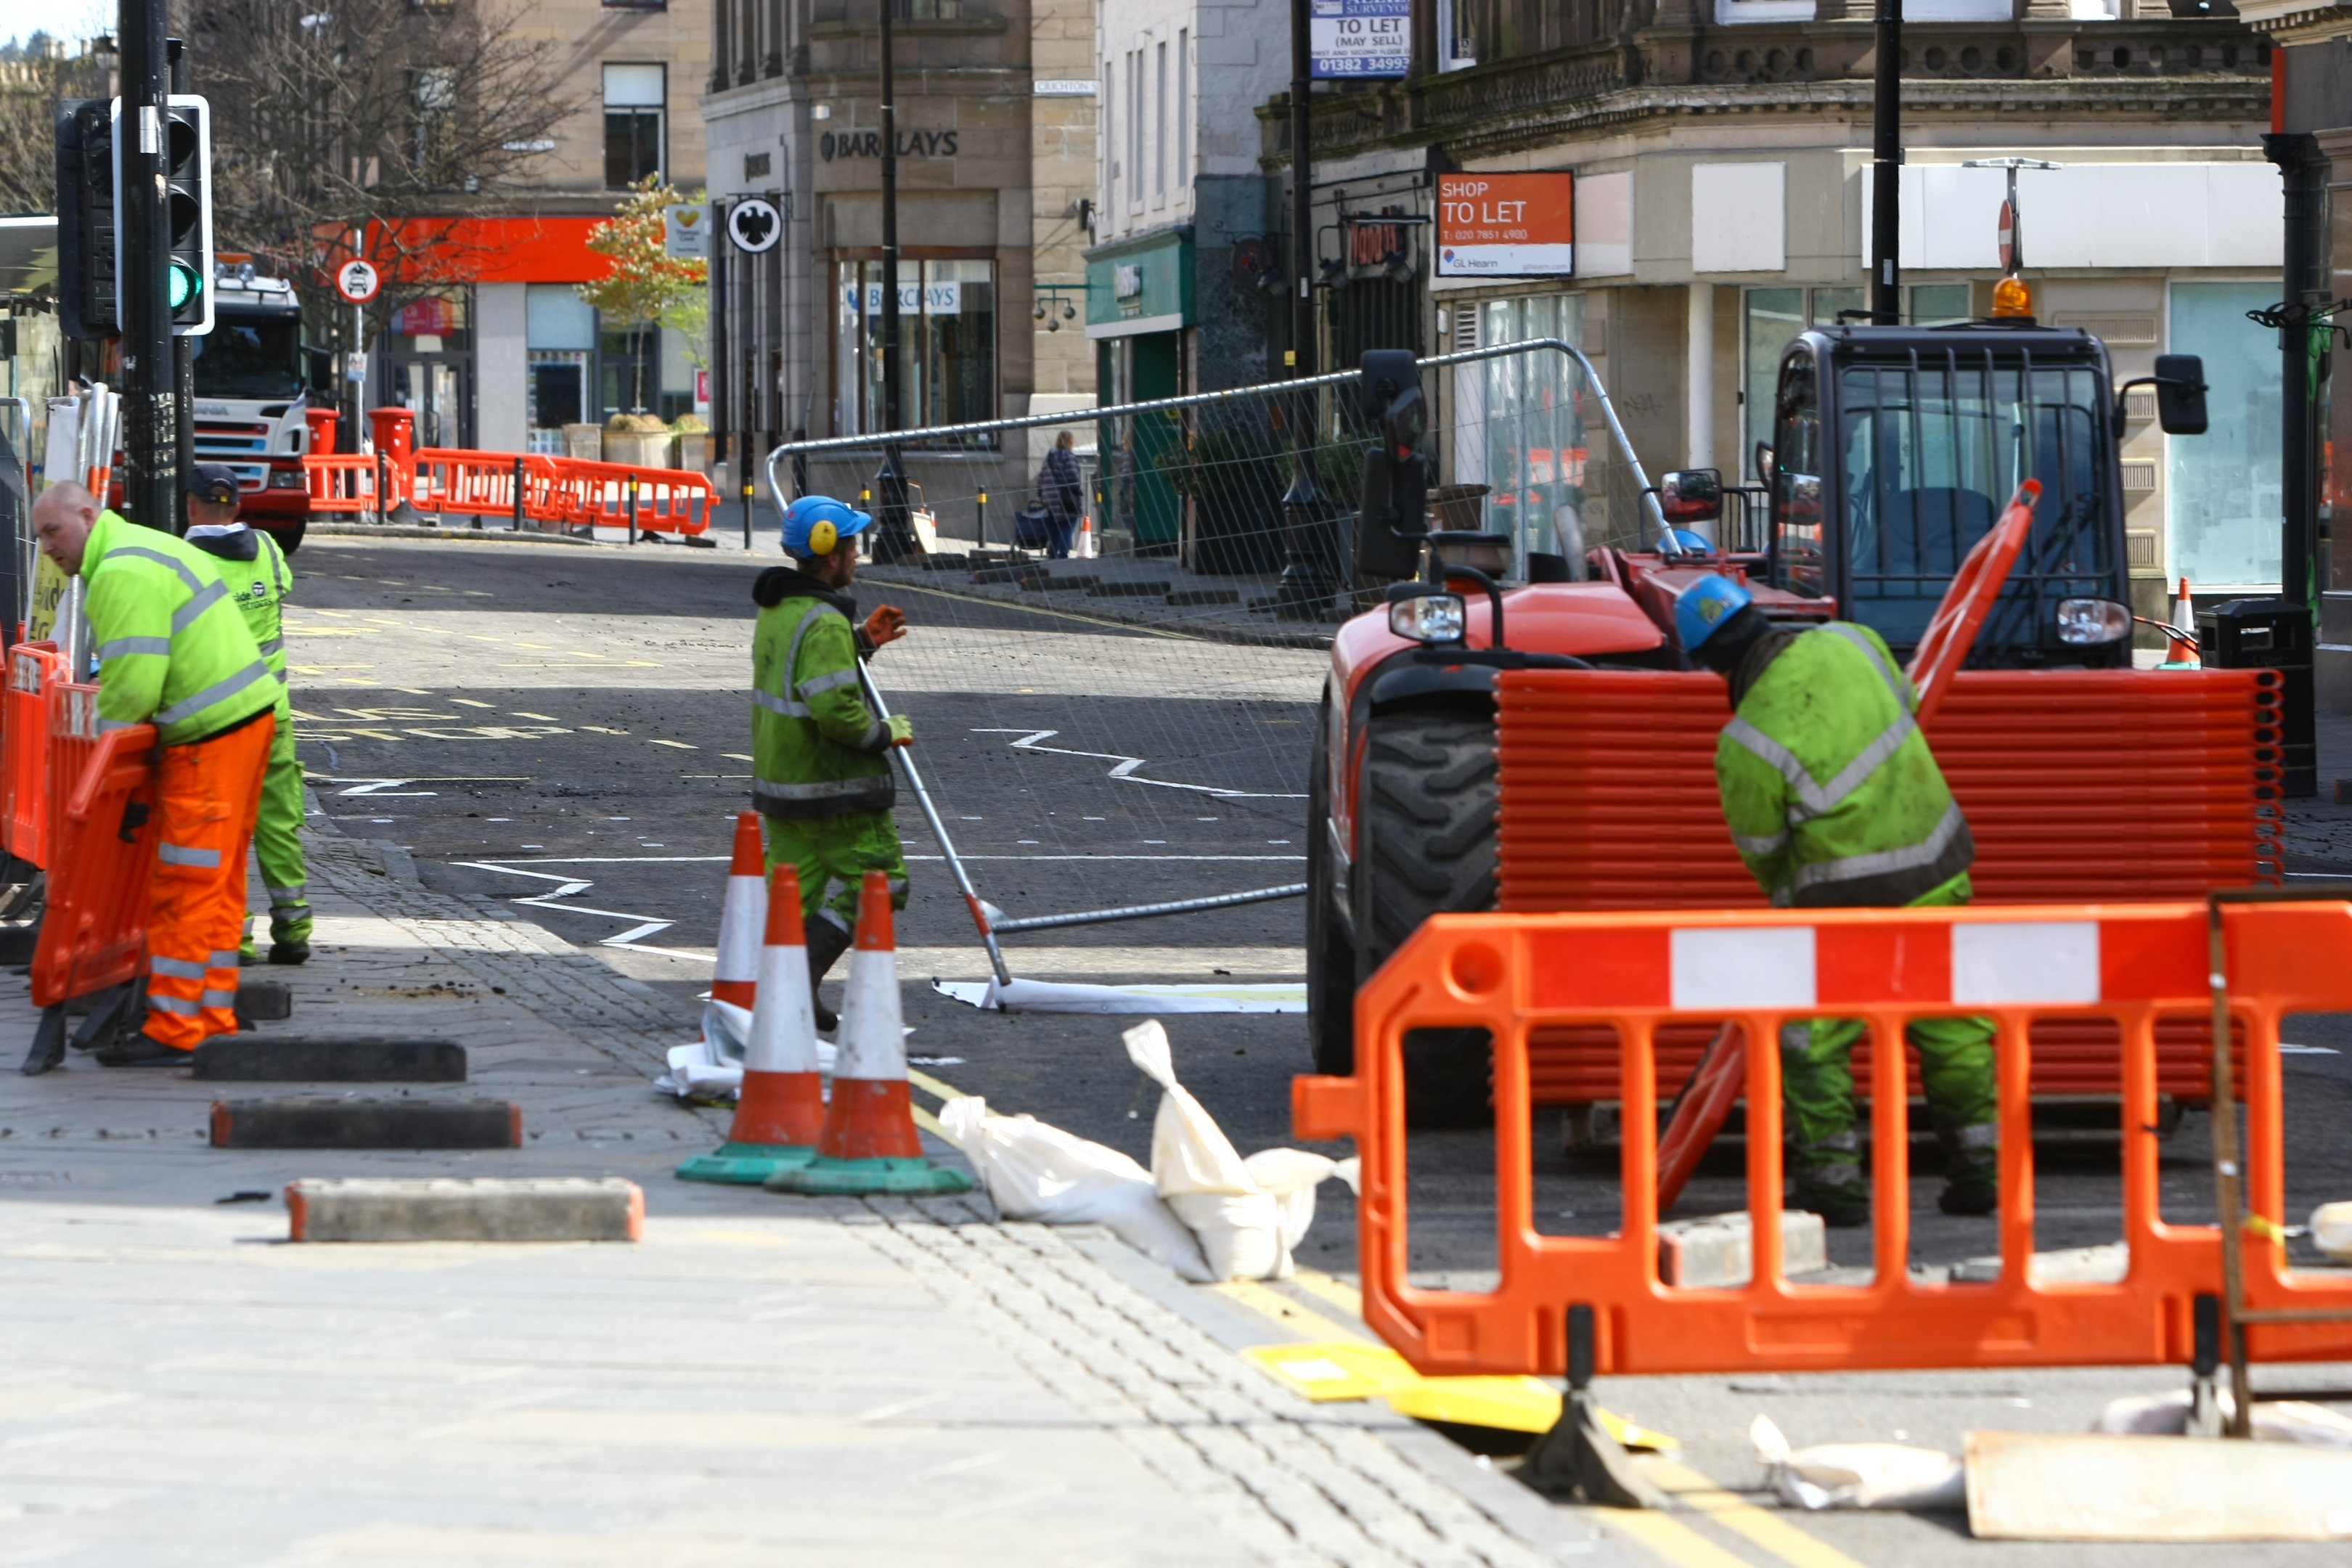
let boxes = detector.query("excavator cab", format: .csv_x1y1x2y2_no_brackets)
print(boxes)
1755,324,2190,668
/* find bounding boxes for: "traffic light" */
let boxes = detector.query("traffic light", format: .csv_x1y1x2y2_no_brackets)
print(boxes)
54,99,118,340
1354,348,1429,581
109,95,214,337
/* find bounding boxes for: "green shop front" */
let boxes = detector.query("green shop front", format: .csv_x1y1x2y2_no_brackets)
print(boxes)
1086,231,1192,554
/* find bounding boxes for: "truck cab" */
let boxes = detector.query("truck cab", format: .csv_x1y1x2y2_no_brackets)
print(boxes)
189,267,314,549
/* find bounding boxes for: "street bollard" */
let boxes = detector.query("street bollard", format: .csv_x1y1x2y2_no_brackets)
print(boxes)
976,489,988,550
741,475,754,552
626,474,639,546
510,455,525,531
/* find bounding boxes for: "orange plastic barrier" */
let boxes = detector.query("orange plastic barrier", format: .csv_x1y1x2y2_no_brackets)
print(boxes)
303,453,393,515
1906,480,2037,728
560,460,714,536
1295,900,2352,1378
2,642,63,867
29,688,159,1008
411,448,565,526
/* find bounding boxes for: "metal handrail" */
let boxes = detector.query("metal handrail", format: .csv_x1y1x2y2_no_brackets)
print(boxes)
761,338,1669,538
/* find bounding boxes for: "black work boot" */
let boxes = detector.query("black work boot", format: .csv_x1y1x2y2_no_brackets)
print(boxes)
805,915,852,1032
1937,1124,1999,1216
1792,1177,1870,1229
94,1033,192,1068
268,941,311,965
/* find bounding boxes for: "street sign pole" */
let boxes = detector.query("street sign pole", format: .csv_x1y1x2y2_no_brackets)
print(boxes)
118,0,176,531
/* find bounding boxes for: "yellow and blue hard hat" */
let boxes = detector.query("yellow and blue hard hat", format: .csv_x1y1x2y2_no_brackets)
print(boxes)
1674,573,1753,652
782,495,873,559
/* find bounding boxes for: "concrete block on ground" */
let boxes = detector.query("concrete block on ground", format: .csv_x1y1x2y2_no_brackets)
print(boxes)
286,1177,642,1242
193,1036,466,1082
211,1098,520,1149
1967,1429,2352,1540
1657,1210,1827,1287
234,981,293,1023
1949,1242,2129,1286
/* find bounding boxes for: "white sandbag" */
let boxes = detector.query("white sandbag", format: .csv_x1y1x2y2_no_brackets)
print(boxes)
2094,1389,2352,1446
936,1096,1211,1282
1123,1019,1294,1280
2312,1201,2352,1259
1751,1414,1966,1511
1244,1148,1343,1253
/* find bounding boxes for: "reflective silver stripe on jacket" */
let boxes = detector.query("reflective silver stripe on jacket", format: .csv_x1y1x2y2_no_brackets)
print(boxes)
798,666,861,698
150,954,208,979
96,636,172,660
752,775,893,804
750,774,896,818
169,579,229,633
159,842,223,868
1723,706,1919,822
150,994,201,1015
264,534,289,595
1730,828,1789,857
754,603,836,719
857,719,889,753
97,717,137,732
153,659,273,727
1788,801,1968,897
208,950,242,968
754,687,811,718
256,637,285,657
1820,621,1914,708
267,884,307,905
110,545,208,595
200,988,237,1009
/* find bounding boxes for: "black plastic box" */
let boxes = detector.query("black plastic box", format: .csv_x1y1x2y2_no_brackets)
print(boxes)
2196,597,2314,798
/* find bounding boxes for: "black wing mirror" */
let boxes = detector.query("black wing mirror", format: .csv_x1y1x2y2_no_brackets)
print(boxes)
2116,355,2208,437
1658,467,1723,524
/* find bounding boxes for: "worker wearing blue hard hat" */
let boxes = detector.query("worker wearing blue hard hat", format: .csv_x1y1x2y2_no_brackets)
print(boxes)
1680,573,1996,1228
751,494,912,1029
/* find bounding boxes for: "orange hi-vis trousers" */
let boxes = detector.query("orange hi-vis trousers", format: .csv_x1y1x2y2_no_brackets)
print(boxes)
145,713,274,1052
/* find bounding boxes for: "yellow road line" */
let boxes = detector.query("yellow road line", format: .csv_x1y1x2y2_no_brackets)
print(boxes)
1212,1277,1365,1343
1608,1511,1765,1568
1289,1267,1365,1317
1643,1461,1869,1568
905,1068,962,1102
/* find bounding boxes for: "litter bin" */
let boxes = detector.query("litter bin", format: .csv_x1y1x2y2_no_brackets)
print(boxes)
2196,597,2314,798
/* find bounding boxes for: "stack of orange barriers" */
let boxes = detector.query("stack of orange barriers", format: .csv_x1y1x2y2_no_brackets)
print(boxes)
1495,667,2280,1106
306,445,712,537
2,642,64,869
29,684,160,1011
1297,900,2352,1377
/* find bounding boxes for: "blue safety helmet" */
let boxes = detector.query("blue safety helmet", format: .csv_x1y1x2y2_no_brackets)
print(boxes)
781,494,873,560
1674,573,1754,653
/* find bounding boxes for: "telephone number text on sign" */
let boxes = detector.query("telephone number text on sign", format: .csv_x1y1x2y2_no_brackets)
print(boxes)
1437,173,1575,277
1310,0,1409,78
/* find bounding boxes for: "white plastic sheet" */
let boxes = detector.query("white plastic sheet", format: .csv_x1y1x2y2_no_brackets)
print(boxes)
653,1000,837,1100
1751,1414,1967,1511
937,1095,1211,1281
932,977,1305,1015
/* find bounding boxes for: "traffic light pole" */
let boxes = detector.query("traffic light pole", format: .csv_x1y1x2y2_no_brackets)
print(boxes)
169,35,192,534
118,0,177,533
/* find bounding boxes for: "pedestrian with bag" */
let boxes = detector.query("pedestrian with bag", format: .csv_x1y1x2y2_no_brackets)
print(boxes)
27,481,276,1066
181,464,311,965
751,494,912,1029
1036,429,1085,559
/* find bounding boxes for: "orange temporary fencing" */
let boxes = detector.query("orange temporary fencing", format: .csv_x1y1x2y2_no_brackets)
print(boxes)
306,446,711,536
1294,899,2352,1379
29,687,160,1008
1497,666,2279,1106
559,460,715,537
305,453,396,515
2,641,64,867
411,448,566,527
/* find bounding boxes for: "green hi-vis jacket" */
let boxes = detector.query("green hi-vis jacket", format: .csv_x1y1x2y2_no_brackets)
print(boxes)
84,510,276,746
1715,621,1975,909
186,524,293,716
750,568,895,820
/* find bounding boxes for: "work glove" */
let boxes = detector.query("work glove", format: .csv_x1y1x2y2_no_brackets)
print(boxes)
863,605,907,647
886,714,915,748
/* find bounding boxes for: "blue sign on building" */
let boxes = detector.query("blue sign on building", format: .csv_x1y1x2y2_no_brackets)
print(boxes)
1310,0,1410,79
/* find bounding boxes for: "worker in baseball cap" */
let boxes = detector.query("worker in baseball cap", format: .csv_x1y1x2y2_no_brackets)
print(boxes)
181,462,311,965
1678,573,1996,1227
751,495,911,1028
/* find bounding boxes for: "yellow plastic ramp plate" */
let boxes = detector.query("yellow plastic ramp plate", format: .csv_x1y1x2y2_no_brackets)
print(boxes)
1241,1339,1421,1402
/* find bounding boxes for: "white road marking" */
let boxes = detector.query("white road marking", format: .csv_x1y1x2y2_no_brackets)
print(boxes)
973,727,1307,799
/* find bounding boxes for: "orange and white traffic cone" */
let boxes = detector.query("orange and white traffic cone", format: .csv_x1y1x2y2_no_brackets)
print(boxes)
765,870,971,1196
677,865,825,1184
712,811,766,1012
2170,575,2201,667
1074,513,1097,560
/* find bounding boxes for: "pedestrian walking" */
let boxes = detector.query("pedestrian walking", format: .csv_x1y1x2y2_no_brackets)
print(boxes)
28,482,276,1066
1677,574,1996,1226
1037,429,1084,559
181,464,311,965
750,494,912,1029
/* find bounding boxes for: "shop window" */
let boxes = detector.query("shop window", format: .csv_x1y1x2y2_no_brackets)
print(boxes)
603,63,665,189
600,325,660,417
833,257,998,444
2168,281,2282,590
528,351,589,455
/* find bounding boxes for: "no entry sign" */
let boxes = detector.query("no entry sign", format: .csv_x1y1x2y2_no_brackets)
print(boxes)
335,258,380,304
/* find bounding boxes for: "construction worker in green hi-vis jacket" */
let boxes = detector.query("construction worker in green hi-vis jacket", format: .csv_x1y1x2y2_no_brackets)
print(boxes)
1676,573,1997,1228
750,494,912,1032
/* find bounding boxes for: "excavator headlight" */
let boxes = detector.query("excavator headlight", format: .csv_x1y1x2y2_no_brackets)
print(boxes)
1390,592,1466,645
2057,597,2131,645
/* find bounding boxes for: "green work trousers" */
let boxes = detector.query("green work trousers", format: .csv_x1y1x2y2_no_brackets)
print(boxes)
1780,1014,1998,1199
243,711,311,953
762,810,909,941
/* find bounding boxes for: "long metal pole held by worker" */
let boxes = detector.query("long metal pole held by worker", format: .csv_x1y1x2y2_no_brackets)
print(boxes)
1869,0,1902,325
118,0,178,533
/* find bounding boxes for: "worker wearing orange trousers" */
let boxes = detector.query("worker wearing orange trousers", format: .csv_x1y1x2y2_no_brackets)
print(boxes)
30,482,280,1066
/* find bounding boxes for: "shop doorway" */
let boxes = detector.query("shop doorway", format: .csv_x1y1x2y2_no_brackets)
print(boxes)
389,358,470,451
1125,331,1181,551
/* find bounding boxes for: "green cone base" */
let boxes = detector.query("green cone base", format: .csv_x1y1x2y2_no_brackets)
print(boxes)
763,1156,973,1196
676,1142,821,1185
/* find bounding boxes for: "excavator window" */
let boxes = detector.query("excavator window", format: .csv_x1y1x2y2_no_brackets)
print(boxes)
1768,352,1824,597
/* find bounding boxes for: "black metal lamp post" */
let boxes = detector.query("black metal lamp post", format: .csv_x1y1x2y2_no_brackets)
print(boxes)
118,0,176,533
1867,0,1900,325
870,0,915,561
1274,0,1333,618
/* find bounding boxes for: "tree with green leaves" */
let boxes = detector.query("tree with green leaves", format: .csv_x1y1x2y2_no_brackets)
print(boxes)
578,176,707,416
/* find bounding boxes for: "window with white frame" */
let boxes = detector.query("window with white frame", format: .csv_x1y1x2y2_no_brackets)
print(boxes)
603,63,665,188
1153,41,1167,202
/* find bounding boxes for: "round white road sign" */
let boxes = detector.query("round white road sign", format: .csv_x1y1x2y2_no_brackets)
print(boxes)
728,199,783,254
336,259,382,304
